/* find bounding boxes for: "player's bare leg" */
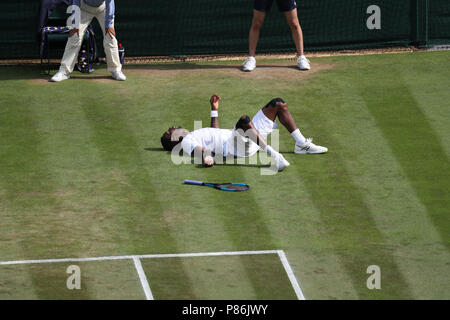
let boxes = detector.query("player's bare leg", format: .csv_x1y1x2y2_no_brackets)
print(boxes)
262,100,327,154
262,100,298,133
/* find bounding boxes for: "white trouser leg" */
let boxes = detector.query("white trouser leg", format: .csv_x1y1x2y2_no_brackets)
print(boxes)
58,7,94,75
95,7,122,73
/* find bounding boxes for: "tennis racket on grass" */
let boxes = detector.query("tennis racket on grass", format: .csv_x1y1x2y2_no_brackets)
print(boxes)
184,179,249,192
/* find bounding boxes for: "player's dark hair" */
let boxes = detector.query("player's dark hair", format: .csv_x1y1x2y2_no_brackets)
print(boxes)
235,115,251,130
161,133,181,151
161,135,176,151
264,98,285,108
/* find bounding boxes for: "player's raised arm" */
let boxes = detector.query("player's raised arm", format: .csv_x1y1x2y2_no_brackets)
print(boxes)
210,94,220,128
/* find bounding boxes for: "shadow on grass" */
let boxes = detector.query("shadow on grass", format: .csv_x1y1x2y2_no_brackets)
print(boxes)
0,65,114,81
144,147,166,152
0,65,50,81
69,75,113,80
282,151,329,154
144,148,271,168
0,62,307,81
194,163,271,169
124,63,299,72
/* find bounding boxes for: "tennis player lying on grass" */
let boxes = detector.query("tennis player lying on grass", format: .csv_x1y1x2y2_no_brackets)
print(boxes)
160,95,327,171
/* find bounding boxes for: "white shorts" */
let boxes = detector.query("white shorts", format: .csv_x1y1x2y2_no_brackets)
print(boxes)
252,109,278,139
225,109,278,157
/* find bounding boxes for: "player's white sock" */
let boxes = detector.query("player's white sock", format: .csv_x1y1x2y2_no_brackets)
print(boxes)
265,145,290,170
264,145,278,157
291,129,307,146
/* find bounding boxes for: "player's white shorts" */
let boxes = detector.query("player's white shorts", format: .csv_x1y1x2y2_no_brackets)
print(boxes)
225,109,278,157
251,109,279,139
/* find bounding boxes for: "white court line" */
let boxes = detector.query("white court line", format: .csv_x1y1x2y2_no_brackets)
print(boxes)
0,249,305,300
133,257,154,300
277,250,306,300
0,250,279,266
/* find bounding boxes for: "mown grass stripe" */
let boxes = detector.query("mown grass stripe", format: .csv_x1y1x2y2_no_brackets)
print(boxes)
280,64,414,298
78,85,197,299
317,73,448,299
359,82,449,252
120,72,294,298
0,85,92,299
295,148,412,298
27,90,122,259
196,163,291,299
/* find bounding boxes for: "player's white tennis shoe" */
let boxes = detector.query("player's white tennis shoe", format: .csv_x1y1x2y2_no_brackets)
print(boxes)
295,138,328,154
242,57,256,72
50,71,70,82
112,71,127,81
272,153,290,171
297,55,311,70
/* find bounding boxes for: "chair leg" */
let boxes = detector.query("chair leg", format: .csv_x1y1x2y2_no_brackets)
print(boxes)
40,32,47,76
47,40,51,75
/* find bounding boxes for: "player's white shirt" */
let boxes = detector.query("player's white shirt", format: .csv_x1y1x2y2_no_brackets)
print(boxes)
181,127,233,155
181,109,278,157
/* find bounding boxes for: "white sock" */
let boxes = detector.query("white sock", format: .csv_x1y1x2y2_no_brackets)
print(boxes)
264,145,278,157
291,129,307,146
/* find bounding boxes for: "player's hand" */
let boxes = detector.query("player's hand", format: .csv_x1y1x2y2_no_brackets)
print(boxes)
69,28,79,37
210,94,220,111
203,155,214,167
106,27,116,38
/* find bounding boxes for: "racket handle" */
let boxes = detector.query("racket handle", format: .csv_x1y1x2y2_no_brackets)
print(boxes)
184,179,204,185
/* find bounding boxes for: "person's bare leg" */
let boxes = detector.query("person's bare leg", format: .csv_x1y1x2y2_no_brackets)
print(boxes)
249,10,266,57
284,9,304,57
260,100,328,153
262,101,298,133
260,100,308,147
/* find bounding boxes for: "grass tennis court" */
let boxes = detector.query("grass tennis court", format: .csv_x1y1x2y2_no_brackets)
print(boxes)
0,50,449,299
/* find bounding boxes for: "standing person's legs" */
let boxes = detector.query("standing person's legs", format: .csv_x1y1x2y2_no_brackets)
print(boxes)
284,8,304,57
243,0,272,71
249,10,267,57
280,2,310,70
95,6,122,74
58,9,94,75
